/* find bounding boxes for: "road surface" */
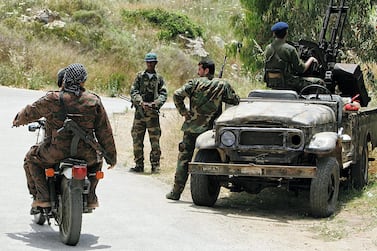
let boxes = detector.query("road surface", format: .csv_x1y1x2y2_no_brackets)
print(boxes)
0,86,376,251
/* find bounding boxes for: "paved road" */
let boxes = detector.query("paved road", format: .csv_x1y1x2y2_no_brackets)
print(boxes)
0,86,272,251
3,86,375,251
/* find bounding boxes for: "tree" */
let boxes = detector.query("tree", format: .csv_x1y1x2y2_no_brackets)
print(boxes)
232,0,377,72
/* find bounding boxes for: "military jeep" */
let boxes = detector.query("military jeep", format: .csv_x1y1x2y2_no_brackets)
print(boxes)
188,86,377,217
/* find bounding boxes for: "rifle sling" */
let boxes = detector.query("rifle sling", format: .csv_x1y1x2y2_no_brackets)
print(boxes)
59,91,108,159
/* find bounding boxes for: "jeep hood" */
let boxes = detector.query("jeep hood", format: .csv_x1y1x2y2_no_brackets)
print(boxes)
216,101,336,126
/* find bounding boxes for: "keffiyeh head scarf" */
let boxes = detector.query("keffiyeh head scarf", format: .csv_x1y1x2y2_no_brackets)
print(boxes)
63,63,88,96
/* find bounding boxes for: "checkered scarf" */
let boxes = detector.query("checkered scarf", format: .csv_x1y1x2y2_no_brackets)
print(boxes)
63,63,87,96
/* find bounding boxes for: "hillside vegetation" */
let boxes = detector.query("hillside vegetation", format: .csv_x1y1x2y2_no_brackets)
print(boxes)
0,0,255,97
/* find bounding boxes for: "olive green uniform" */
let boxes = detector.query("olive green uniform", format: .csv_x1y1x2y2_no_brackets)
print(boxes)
171,77,240,196
130,70,167,170
264,39,322,92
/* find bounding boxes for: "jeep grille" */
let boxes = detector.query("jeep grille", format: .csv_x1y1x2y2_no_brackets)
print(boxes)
219,127,304,150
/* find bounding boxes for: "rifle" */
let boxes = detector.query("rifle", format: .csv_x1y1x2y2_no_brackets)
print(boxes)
211,55,227,126
118,94,145,118
218,55,227,78
118,94,132,104
58,118,114,164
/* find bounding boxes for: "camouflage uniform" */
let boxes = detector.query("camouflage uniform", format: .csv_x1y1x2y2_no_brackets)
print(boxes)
169,77,240,198
14,85,117,205
130,70,167,171
23,68,66,201
264,39,323,92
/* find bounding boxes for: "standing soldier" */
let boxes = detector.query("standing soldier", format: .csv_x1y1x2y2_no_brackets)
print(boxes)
13,63,117,210
166,59,240,200
130,52,168,173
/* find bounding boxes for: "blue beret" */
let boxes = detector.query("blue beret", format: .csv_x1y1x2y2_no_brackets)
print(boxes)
271,22,289,32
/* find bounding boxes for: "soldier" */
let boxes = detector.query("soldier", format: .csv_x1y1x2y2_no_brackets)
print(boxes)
22,67,67,213
264,21,322,92
130,52,167,173
13,63,117,210
166,59,240,200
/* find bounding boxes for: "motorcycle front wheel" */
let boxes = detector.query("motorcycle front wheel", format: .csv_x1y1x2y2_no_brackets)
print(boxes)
59,177,83,246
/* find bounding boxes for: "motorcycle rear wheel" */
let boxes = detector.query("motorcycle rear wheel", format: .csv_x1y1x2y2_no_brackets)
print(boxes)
59,177,83,246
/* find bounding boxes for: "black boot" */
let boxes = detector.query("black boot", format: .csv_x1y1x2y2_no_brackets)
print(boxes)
129,165,144,173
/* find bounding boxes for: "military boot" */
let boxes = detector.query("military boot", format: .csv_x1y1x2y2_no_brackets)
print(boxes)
129,165,144,173
151,164,160,174
166,184,184,201
87,177,99,209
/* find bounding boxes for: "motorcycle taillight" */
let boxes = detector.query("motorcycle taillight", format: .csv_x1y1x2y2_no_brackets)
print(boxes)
72,165,87,180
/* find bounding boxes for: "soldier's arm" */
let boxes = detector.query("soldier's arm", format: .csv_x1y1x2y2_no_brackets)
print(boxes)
130,73,143,106
154,76,168,109
289,47,306,74
94,99,117,166
13,92,55,127
222,82,240,105
173,80,194,117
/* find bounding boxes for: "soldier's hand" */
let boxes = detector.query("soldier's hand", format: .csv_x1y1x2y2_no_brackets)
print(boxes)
107,164,115,170
142,102,152,110
183,111,192,121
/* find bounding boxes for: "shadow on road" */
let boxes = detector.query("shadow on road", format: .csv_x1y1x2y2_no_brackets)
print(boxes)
186,186,347,222
6,223,111,250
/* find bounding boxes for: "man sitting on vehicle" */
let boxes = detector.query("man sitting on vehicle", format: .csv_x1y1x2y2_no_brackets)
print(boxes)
264,21,323,92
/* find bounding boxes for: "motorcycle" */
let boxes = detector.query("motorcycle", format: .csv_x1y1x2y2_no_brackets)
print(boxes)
28,119,104,246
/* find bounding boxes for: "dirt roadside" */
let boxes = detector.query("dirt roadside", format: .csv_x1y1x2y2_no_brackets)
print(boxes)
110,109,377,250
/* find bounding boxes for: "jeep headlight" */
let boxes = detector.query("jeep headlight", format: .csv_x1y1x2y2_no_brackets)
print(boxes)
220,131,236,147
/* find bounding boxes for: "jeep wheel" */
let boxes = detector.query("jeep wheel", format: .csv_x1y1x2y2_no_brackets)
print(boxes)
190,150,221,207
351,142,369,189
310,157,339,218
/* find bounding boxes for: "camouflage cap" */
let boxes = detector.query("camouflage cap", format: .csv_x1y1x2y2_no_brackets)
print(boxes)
144,52,158,62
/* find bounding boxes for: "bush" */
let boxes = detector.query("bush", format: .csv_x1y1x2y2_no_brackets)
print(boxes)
122,8,203,40
72,10,103,26
106,73,127,97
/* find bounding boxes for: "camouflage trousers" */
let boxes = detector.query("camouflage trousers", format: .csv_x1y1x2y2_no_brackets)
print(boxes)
23,141,102,203
172,131,201,194
131,114,161,168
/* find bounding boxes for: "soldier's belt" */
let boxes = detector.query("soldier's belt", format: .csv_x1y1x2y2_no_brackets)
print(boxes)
267,72,283,78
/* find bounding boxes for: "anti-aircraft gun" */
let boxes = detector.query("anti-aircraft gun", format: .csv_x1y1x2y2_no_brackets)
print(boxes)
295,0,370,106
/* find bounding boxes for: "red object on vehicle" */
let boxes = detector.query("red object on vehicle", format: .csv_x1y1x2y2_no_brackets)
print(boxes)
344,103,360,111
72,165,87,180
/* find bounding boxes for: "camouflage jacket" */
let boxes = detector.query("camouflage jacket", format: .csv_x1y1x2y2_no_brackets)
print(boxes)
174,77,240,134
13,90,117,165
264,39,306,78
130,70,168,117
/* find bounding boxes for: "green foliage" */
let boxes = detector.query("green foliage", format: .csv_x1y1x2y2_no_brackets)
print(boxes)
72,10,103,26
235,0,377,72
106,73,127,97
122,8,203,40
46,0,101,14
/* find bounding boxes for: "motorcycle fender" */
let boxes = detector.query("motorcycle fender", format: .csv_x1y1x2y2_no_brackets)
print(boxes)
61,167,72,179
195,130,216,149
305,132,339,154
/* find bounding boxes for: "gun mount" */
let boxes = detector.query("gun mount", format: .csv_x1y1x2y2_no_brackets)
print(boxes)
294,0,370,106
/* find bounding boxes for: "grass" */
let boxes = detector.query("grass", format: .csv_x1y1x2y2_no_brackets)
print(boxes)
0,0,251,97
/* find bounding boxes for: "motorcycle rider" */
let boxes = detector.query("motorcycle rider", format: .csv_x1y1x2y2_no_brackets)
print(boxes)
13,63,117,210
